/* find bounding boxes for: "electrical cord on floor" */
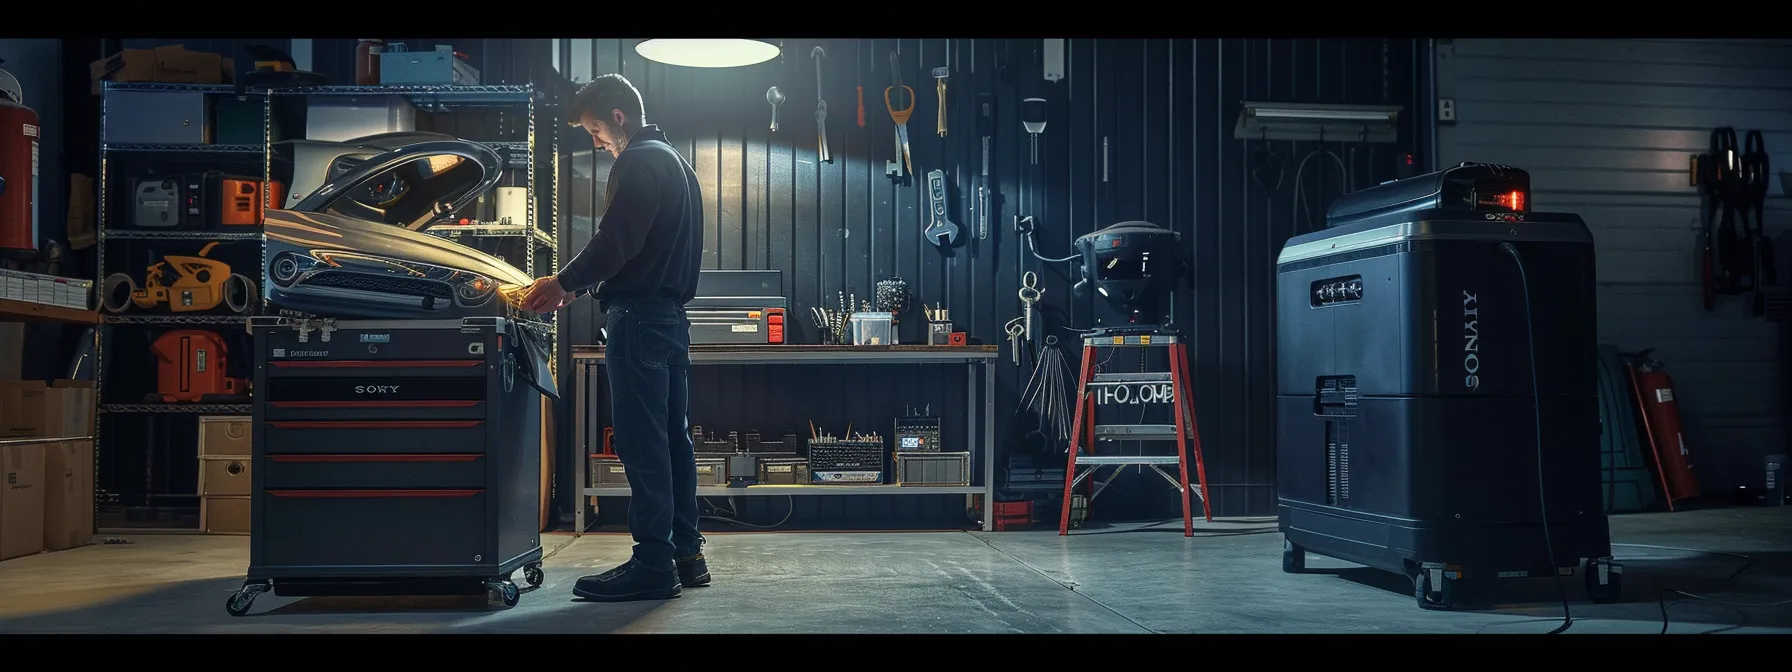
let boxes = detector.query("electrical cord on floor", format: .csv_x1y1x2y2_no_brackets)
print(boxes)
1502,242,1575,635
700,495,795,529
1608,542,1792,634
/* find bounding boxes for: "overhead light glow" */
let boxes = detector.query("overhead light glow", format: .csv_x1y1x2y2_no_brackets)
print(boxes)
634,39,780,68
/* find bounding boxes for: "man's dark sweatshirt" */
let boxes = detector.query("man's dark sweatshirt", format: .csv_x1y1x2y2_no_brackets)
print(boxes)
554,124,703,308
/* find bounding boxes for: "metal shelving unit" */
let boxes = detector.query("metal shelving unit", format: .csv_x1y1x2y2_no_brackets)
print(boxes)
94,82,560,532
571,345,1001,532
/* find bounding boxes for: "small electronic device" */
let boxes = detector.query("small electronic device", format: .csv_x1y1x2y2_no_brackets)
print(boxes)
894,411,942,453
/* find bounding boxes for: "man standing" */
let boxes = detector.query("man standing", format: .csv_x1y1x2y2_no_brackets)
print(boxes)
521,74,707,602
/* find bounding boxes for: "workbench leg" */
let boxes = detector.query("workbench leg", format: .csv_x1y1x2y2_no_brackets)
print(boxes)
574,360,588,535
982,361,996,532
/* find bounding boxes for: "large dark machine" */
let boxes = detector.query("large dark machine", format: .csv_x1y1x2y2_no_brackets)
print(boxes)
1071,221,1186,330
226,316,557,616
1274,162,1619,611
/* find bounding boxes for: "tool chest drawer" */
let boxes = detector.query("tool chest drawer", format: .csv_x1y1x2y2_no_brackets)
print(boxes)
261,371,488,422
264,453,486,490
261,489,486,568
263,420,487,454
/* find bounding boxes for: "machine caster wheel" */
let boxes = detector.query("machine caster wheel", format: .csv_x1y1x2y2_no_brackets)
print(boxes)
225,581,269,617
1584,557,1623,604
487,579,520,607
523,563,545,588
1413,570,1455,611
1282,540,1306,573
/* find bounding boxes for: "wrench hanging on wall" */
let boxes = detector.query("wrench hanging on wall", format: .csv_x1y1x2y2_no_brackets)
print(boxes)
812,47,832,164
975,93,996,240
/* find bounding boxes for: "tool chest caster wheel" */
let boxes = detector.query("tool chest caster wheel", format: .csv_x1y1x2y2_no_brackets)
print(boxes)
1413,570,1455,611
1583,557,1622,604
487,579,520,607
226,580,270,617
1282,540,1306,574
523,563,545,588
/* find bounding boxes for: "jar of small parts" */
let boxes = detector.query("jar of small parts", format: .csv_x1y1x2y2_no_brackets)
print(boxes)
355,39,384,85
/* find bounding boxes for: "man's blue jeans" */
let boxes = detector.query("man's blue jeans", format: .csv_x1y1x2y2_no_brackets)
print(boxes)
603,298,702,569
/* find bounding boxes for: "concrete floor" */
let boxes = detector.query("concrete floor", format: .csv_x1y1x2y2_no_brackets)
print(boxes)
2,507,1790,634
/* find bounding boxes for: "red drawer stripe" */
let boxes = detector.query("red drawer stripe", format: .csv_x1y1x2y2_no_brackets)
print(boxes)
270,400,478,409
268,420,483,429
266,489,482,498
269,454,481,463
271,360,481,368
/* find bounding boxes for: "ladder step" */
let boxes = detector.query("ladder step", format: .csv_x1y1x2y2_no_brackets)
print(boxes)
1076,455,1181,465
1090,372,1174,384
1094,424,1180,441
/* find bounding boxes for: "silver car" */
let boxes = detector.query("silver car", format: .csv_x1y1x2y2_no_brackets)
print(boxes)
264,132,536,321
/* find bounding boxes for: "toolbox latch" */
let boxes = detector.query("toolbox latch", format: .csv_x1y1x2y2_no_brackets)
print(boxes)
1314,375,1359,417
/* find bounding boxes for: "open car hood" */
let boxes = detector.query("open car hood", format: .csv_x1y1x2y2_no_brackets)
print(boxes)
289,133,505,232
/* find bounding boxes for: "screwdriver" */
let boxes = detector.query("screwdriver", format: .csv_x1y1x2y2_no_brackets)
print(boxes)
1022,98,1047,165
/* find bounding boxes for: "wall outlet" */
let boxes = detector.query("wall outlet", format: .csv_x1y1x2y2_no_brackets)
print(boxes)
1438,98,1457,122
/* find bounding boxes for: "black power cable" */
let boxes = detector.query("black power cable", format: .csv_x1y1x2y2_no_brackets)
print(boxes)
1508,242,1792,634
1501,241,1576,635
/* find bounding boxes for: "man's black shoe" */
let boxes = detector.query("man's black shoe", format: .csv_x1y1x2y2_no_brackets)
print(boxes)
677,554,711,587
572,558,682,602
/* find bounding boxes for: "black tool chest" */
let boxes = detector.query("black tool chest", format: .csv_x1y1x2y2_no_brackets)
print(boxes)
226,317,558,616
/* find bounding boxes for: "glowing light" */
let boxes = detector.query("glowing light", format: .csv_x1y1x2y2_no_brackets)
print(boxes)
634,39,780,68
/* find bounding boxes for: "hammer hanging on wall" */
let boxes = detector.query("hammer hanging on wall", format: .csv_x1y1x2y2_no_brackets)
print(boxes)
813,46,832,164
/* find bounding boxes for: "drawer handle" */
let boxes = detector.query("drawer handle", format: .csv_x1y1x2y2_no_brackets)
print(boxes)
269,454,481,463
268,420,483,429
227,461,245,475
266,489,482,498
270,360,482,368
270,400,478,409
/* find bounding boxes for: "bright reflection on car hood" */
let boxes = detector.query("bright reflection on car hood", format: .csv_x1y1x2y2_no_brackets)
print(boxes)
265,207,535,290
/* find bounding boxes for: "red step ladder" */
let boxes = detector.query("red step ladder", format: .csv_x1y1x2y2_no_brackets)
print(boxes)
1059,330,1213,536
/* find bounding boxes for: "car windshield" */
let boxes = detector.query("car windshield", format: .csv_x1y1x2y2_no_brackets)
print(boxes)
322,154,482,228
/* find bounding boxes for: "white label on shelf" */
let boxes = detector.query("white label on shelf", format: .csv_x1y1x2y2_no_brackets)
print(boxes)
21,123,36,138
731,324,757,333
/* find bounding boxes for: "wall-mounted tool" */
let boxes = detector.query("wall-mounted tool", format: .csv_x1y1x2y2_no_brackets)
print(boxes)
1022,98,1047,165
884,52,915,183
1043,39,1066,83
855,41,867,128
766,86,784,132
933,66,949,137
924,169,961,247
812,47,832,164
975,93,996,240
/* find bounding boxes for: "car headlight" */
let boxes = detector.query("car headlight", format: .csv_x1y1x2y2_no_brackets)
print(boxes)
455,274,498,306
270,252,309,286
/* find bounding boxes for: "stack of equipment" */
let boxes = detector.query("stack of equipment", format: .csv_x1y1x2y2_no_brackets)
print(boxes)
1273,162,1620,610
225,316,556,616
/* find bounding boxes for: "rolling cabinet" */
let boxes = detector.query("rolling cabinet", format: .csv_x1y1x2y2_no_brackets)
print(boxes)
228,316,550,614
94,83,562,534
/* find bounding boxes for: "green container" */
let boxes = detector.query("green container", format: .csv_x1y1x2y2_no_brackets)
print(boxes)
215,96,281,145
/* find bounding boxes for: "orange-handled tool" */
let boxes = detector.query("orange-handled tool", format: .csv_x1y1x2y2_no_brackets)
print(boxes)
884,85,915,124
856,86,866,127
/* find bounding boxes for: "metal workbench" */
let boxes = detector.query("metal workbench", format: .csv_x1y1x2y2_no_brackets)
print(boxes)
572,344,1001,532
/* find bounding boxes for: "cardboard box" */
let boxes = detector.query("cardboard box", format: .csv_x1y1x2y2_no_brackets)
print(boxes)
43,381,96,439
42,439,93,551
199,416,251,456
0,440,45,561
0,381,46,438
0,380,96,439
202,496,250,535
89,45,236,94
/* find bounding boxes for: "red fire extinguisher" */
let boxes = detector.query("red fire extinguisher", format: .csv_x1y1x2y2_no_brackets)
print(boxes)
1624,349,1700,509
0,58,40,254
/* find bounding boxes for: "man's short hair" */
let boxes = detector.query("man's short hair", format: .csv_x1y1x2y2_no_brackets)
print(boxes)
565,74,646,128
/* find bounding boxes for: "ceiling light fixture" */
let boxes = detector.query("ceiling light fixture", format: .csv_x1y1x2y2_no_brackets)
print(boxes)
1234,101,1404,144
634,39,780,68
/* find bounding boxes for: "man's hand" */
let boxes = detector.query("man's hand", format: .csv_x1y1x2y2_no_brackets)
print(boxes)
521,276,574,313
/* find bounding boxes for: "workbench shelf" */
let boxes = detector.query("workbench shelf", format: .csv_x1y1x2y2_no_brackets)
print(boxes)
91,80,563,533
0,297,99,325
571,345,1000,532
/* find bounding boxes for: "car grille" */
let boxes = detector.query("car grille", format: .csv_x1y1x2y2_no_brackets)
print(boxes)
306,272,454,300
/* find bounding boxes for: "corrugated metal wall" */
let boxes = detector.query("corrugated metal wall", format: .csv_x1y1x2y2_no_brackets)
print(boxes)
1436,38,1792,493
559,39,1431,520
